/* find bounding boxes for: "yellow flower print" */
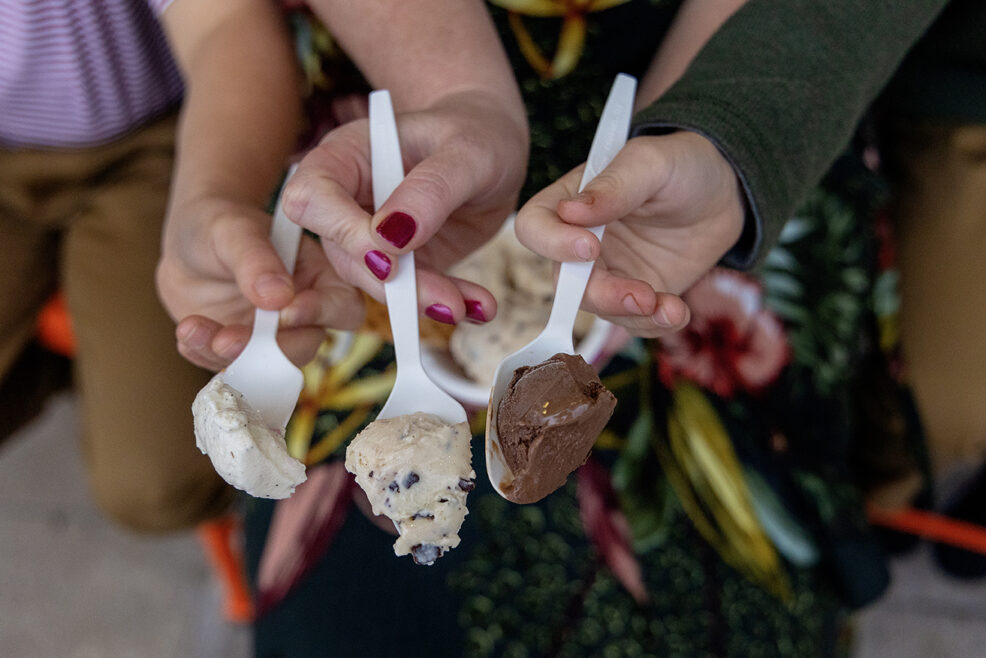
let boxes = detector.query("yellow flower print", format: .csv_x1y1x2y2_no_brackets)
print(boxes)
285,331,396,465
489,0,631,79
657,381,791,599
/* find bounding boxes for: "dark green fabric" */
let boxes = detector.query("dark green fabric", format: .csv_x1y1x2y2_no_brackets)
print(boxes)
632,0,949,269
879,0,986,124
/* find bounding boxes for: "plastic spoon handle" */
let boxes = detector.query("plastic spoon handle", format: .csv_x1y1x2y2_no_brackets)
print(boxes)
543,73,637,342
253,163,302,338
270,163,302,270
369,91,421,369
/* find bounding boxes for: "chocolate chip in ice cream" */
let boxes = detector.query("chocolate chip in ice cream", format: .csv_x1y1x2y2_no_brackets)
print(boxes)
495,352,616,504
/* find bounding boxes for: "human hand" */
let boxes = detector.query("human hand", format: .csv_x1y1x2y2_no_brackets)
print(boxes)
156,196,364,372
282,90,529,326
514,131,746,338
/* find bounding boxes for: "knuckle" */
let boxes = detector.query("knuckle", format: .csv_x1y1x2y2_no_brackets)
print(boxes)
407,166,457,210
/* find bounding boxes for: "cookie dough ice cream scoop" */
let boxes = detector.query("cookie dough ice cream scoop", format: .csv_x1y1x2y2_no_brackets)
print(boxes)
191,164,306,499
346,412,475,564
192,373,307,499
349,91,472,564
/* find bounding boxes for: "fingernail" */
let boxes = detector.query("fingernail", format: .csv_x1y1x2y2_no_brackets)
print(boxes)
622,294,644,315
279,304,303,327
281,180,307,221
575,237,593,261
464,299,487,323
215,335,246,359
376,211,416,248
654,306,674,327
425,303,455,325
255,274,291,301
364,250,392,280
569,192,593,205
179,324,207,349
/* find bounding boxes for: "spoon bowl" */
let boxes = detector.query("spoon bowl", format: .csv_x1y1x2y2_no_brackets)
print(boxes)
370,90,466,425
223,164,304,431
485,74,637,496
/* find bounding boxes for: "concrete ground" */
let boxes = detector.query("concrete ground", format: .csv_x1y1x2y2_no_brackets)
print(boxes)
0,392,249,658
2,392,986,657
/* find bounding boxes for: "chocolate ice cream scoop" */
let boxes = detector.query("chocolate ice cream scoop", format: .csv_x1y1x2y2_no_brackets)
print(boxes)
495,353,616,503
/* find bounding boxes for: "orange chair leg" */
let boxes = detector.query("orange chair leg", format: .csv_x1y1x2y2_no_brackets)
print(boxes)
197,515,255,624
36,292,76,358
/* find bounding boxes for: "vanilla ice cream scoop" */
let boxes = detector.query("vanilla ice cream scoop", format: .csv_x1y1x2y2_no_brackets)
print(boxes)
192,373,307,499
346,412,475,565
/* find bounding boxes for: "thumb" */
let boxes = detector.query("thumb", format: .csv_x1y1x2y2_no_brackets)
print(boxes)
556,137,670,227
368,147,484,253
212,212,294,311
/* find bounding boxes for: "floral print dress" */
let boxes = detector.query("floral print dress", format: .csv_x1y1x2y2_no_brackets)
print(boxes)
244,2,923,656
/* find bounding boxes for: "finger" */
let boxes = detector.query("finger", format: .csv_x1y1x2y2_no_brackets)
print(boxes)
581,269,690,338
176,316,234,372
211,325,326,369
280,288,365,331
600,305,691,339
514,167,602,263
597,295,691,339
448,276,497,324
208,324,252,366
369,145,495,254
283,129,400,284
275,327,331,367
283,168,387,281
280,238,366,330
326,252,494,327
556,137,671,228
413,267,472,326
210,213,294,311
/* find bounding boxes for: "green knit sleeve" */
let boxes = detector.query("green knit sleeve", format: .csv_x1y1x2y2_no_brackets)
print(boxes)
632,0,948,269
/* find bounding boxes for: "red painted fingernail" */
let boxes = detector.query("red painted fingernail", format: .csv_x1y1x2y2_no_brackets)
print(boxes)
464,300,487,323
364,250,392,280
425,304,455,325
376,212,416,248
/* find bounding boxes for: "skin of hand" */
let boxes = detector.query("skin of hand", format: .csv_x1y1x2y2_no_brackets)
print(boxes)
282,0,529,327
515,0,750,339
154,0,364,372
514,131,745,338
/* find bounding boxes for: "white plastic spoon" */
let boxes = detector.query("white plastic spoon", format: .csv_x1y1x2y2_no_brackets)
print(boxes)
484,73,637,496
369,90,467,426
222,164,304,431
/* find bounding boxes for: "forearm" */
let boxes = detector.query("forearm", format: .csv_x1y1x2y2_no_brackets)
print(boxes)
633,0,948,267
308,0,525,131
162,1,303,216
636,0,747,108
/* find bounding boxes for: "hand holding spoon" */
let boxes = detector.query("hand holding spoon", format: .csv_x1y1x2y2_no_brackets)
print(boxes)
222,163,304,431
369,90,467,426
484,73,637,497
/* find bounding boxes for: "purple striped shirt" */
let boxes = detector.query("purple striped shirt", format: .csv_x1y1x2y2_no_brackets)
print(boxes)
0,0,183,148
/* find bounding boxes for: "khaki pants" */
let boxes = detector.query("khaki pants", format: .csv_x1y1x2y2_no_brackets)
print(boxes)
890,121,986,480
0,115,233,532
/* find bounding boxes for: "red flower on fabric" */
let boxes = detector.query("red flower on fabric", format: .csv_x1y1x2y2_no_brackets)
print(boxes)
577,458,648,604
657,269,790,398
